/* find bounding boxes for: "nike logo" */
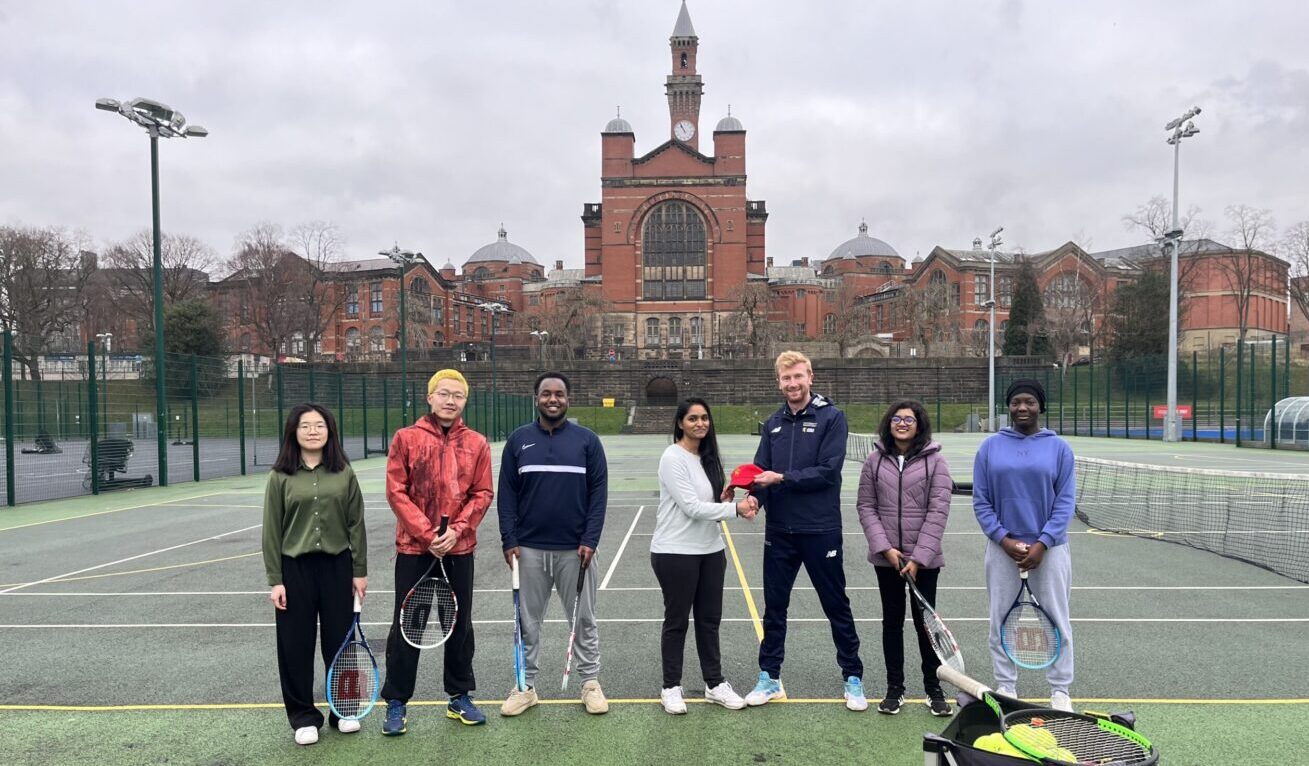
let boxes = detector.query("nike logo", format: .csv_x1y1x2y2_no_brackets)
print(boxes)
521,443,536,452
771,427,782,434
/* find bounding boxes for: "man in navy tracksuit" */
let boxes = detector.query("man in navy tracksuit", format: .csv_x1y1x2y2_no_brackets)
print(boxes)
743,351,866,710
498,371,610,717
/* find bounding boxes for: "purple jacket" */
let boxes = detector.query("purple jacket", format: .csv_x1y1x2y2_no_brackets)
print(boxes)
855,440,953,569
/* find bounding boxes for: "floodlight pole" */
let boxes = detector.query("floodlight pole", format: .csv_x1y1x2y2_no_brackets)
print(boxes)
987,228,1003,432
382,246,419,423
1163,107,1201,442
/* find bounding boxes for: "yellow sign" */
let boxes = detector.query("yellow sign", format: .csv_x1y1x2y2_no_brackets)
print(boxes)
602,398,615,408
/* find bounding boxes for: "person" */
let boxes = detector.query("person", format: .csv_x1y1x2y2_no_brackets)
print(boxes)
743,351,866,710
380,369,494,735
855,399,954,717
651,398,757,714
262,403,367,746
972,378,1076,712
498,371,609,716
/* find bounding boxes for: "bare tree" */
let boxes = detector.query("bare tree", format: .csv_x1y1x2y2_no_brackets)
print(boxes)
100,230,217,344
722,281,778,358
536,289,611,359
897,279,958,357
821,280,871,357
1282,221,1309,331
1042,267,1102,367
0,225,93,381
1220,205,1277,345
1122,195,1206,239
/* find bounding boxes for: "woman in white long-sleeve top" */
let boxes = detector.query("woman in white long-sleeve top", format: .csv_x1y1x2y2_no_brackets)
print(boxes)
651,397,758,715
855,399,954,717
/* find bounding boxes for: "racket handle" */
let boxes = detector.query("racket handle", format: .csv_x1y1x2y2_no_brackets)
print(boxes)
353,593,362,613
1020,568,1029,580
575,563,587,592
936,665,990,700
511,554,520,589
438,515,449,535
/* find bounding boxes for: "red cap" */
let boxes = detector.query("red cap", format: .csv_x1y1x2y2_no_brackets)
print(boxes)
728,463,764,491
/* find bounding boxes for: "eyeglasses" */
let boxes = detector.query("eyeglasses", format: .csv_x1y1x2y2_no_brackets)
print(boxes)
890,416,916,425
297,423,328,432
431,391,467,401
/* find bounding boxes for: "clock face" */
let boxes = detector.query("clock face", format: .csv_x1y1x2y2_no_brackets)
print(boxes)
674,120,695,141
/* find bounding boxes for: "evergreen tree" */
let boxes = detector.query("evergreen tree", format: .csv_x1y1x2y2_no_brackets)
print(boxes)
158,299,228,397
1002,258,1050,356
1106,268,1172,362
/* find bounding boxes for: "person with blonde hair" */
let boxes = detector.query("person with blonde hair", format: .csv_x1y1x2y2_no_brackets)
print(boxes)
741,351,866,710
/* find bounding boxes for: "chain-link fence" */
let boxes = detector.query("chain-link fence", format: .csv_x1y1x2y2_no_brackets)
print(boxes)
2,340,534,506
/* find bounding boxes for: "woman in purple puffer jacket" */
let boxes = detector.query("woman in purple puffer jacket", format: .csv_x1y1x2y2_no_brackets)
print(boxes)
856,399,954,717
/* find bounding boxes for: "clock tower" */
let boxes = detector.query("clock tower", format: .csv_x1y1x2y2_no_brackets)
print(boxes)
666,0,703,151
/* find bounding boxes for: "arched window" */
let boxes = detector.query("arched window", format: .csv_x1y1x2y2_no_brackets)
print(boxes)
642,201,706,300
345,328,361,356
368,326,385,354
680,52,688,69
689,316,704,345
668,317,683,346
878,262,892,275
410,277,428,294
645,317,661,346
929,270,946,285
473,266,491,281
1044,272,1092,309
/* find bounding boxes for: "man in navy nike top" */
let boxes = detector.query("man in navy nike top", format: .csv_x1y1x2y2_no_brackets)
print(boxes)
498,372,609,716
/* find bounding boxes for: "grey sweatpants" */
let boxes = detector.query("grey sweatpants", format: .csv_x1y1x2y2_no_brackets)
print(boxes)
984,540,1074,694
517,546,600,687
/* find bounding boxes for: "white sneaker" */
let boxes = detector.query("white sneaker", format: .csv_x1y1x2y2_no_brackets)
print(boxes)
293,726,319,745
996,686,1017,699
660,686,688,715
704,681,746,710
336,718,361,734
1051,691,1073,712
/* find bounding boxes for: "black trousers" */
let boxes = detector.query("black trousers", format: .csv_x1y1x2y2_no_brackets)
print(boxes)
650,550,727,689
759,528,863,680
874,564,943,695
381,552,476,701
274,551,354,730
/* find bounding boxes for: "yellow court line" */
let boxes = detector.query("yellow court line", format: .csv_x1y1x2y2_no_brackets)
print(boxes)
721,521,763,642
0,490,236,533
0,551,262,588
4,697,1307,712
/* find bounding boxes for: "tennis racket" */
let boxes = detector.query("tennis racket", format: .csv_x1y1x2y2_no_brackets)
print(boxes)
938,664,1157,765
1000,566,1061,670
400,516,458,650
511,554,528,692
561,561,588,690
326,593,381,721
904,572,965,673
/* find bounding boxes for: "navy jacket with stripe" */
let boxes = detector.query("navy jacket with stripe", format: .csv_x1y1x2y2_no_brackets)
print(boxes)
498,419,608,551
752,393,849,533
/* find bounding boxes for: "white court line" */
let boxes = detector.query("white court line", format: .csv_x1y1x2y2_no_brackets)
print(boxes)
5,585,1306,597
598,504,644,591
0,523,263,596
3,617,1306,629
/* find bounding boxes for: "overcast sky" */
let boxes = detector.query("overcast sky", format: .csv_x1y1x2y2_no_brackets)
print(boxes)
2,0,1306,272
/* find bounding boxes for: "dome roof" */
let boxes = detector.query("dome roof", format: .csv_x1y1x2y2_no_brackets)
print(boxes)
466,226,540,266
715,114,744,132
828,221,900,260
604,116,633,133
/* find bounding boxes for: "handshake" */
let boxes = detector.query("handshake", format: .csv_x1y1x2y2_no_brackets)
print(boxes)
730,492,759,520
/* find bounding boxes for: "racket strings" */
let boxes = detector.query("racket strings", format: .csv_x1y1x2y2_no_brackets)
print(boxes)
922,613,964,672
401,579,457,645
328,642,378,718
1006,712,1152,764
1001,602,1059,667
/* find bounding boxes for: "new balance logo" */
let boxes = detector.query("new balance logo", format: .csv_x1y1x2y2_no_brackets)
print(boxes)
826,550,838,558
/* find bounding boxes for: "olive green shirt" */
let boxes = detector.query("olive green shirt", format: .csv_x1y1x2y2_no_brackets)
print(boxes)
262,462,367,586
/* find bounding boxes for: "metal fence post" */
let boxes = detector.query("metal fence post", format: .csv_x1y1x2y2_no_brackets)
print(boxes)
382,376,390,452
4,331,15,506
1191,350,1198,441
88,341,99,496
276,363,285,436
1235,340,1243,447
1219,346,1226,444
337,370,346,454
237,359,247,475
191,354,200,482
361,374,371,457
1270,336,1278,449
309,366,316,403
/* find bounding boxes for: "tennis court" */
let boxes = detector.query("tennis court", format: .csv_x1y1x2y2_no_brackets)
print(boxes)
2,433,1307,765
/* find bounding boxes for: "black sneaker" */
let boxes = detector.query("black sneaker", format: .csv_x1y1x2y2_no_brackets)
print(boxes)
927,695,952,717
877,692,904,715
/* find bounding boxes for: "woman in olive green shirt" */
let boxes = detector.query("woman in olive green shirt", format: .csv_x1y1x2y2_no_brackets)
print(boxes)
262,403,367,746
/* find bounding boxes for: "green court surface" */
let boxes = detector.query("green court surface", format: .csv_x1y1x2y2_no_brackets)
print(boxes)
2,433,1307,765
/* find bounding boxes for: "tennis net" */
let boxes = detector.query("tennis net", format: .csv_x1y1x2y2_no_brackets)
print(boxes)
1074,456,1309,583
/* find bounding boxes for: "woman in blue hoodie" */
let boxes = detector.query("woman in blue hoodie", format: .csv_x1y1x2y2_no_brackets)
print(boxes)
972,378,1076,712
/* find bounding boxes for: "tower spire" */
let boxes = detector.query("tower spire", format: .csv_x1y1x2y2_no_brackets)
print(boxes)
667,1,703,149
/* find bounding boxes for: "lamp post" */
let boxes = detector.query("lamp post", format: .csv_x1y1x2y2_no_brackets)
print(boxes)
381,246,420,423
481,302,509,439
530,329,549,366
986,227,1004,432
95,332,113,433
96,97,206,486
1162,106,1201,443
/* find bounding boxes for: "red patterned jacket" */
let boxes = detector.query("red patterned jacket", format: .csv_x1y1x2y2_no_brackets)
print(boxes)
385,415,493,556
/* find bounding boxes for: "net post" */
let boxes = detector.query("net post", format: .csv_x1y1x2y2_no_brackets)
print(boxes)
88,340,99,496
237,358,247,475
3,331,15,506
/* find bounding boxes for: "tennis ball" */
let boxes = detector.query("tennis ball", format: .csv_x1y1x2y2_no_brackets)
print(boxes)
1009,723,1058,750
973,734,1034,759
1049,746,1077,762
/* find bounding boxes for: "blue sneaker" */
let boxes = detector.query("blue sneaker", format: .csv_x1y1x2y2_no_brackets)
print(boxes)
382,700,406,736
843,676,868,711
744,671,783,706
447,694,486,725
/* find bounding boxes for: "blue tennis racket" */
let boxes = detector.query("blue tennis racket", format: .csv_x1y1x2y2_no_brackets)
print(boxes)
511,554,527,691
326,593,381,721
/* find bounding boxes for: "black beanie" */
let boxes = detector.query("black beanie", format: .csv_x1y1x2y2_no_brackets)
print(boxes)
1005,378,1046,413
